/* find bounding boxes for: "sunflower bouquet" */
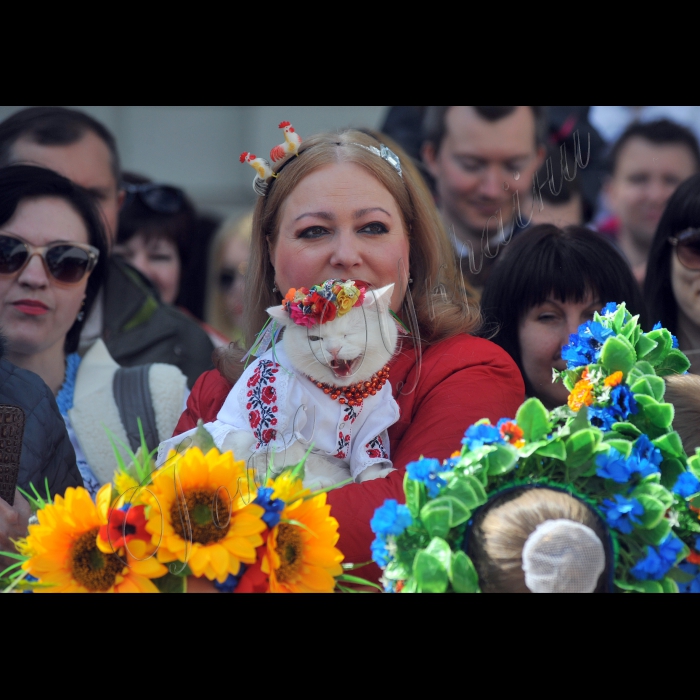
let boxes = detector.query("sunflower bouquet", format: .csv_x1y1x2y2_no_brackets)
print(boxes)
2,423,364,593
372,303,700,593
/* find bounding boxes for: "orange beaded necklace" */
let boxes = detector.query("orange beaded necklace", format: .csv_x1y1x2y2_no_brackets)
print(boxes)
312,365,390,407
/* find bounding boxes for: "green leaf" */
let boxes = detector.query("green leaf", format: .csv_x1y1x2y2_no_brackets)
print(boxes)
639,518,671,545
635,333,658,358
515,397,551,442
413,547,449,593
660,577,679,593
644,329,672,365
535,440,567,461
420,500,452,539
630,376,665,401
602,438,632,459
659,457,685,489
632,481,674,509
619,315,638,340
153,572,187,593
485,444,518,476
656,349,691,376
404,471,422,519
565,429,601,469
688,453,700,479
518,439,547,458
600,335,636,375
611,421,642,438
635,495,666,529
450,551,480,593
445,476,487,511
668,566,695,583
652,432,685,460
424,536,452,569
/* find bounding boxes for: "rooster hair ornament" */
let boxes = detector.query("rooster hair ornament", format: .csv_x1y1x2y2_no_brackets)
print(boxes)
239,152,277,196
270,121,303,162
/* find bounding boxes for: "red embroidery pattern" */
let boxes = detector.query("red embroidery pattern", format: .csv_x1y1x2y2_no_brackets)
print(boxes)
365,434,388,460
342,402,362,424
335,431,351,459
245,359,280,449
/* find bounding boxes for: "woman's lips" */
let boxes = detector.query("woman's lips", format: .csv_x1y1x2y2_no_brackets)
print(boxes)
12,300,49,316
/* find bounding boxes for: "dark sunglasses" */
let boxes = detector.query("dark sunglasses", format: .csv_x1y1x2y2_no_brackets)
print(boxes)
0,233,99,285
669,228,700,271
122,182,186,215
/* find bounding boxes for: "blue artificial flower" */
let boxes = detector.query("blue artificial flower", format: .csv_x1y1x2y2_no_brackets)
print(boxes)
673,471,700,498
213,564,248,592
462,423,504,450
371,536,392,568
370,499,413,537
588,405,618,431
253,487,285,528
653,321,662,330
582,320,615,345
596,447,635,483
628,434,662,478
601,494,644,534
675,562,700,594
602,302,619,317
561,334,598,369
631,533,684,581
406,458,448,497
610,384,638,420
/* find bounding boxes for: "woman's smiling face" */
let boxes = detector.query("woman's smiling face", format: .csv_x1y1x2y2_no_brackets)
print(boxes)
0,196,89,357
269,161,410,313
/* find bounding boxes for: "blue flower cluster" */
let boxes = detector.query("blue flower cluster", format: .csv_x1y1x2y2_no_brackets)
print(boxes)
561,320,615,369
673,471,700,498
630,533,684,580
589,384,638,430
601,494,644,534
370,499,413,569
462,423,504,451
213,564,248,592
676,562,700,593
595,436,663,483
601,302,619,317
406,458,448,497
653,321,680,349
253,487,285,528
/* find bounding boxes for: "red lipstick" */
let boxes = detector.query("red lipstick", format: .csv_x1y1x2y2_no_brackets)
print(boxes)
12,299,49,316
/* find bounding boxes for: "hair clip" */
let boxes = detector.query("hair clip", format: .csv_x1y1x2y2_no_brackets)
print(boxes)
270,121,303,162
350,143,403,178
240,152,276,196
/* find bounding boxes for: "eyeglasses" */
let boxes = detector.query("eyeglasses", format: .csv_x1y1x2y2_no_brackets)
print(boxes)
669,228,700,270
122,182,186,215
0,233,99,285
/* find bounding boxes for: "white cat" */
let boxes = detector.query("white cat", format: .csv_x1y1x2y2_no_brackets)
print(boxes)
159,281,401,490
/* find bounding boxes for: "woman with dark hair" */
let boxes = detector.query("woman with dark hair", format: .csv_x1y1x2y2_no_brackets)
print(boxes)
480,224,648,409
644,173,700,373
0,165,188,497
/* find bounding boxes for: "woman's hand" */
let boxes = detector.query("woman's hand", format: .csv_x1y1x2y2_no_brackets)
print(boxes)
0,490,31,568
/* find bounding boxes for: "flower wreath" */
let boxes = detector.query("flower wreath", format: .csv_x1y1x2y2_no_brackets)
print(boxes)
282,279,367,327
371,302,700,593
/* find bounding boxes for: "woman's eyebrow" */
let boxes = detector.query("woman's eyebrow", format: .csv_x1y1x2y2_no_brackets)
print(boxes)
354,207,391,218
294,211,335,222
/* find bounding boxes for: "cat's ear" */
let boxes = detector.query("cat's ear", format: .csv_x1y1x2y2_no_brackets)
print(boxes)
363,283,394,312
266,304,292,326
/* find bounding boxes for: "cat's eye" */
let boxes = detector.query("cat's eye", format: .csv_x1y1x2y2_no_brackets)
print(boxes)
359,222,388,235
308,335,321,342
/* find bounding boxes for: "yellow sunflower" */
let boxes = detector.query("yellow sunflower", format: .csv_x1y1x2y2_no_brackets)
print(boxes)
261,475,344,593
22,484,167,593
142,447,266,583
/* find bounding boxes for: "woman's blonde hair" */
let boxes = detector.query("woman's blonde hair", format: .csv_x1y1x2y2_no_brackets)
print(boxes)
215,128,480,382
205,211,253,342
468,487,611,593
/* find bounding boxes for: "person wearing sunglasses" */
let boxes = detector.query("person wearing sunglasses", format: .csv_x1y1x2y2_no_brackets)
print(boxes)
645,173,700,374
0,165,189,505
115,173,229,349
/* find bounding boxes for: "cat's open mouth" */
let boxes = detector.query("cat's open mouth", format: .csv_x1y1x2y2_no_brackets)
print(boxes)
329,356,362,379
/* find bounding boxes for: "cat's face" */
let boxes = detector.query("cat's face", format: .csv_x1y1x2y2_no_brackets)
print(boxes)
267,283,398,384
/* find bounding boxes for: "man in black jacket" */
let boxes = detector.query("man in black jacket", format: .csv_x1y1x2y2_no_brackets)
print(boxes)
0,339,82,563
0,107,215,387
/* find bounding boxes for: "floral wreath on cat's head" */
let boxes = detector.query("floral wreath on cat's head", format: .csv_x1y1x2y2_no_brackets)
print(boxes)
281,279,368,327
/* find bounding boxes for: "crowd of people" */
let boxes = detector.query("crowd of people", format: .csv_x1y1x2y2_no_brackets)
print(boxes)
1,105,699,594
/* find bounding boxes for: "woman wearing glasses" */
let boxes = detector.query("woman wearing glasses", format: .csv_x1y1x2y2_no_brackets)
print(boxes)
0,165,188,498
645,173,700,374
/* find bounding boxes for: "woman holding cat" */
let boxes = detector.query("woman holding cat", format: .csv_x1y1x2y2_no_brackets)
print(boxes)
174,129,524,581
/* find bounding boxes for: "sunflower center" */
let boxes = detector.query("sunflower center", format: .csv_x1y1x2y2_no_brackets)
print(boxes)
171,489,231,545
70,528,123,592
274,523,303,583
